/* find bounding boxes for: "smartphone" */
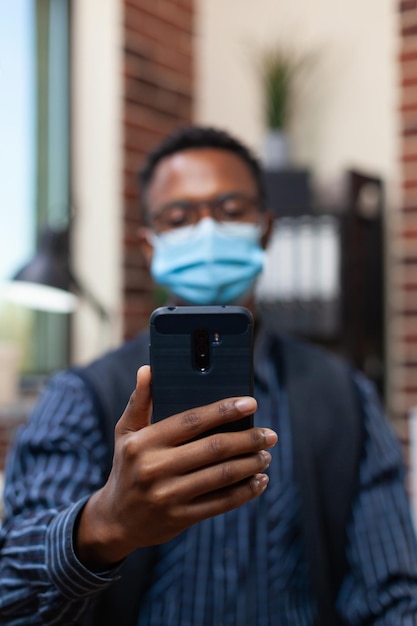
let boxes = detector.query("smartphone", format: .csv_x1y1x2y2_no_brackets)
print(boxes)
149,305,254,435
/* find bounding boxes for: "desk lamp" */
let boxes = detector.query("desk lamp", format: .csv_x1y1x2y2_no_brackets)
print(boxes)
2,226,108,319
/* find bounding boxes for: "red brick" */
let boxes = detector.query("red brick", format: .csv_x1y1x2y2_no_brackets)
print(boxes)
404,179,417,189
124,264,153,288
402,12,417,36
125,80,192,119
124,39,192,92
124,242,148,265
400,36,417,62
402,77,417,91
125,0,193,34
124,102,181,136
400,1,417,11
124,11,192,54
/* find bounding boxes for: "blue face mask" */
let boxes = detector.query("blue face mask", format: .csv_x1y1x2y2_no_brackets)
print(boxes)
150,217,266,305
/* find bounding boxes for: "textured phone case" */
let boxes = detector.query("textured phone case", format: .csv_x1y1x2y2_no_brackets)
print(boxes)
150,306,254,432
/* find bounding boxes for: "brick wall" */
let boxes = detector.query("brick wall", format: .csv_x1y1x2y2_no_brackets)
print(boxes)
396,0,417,452
122,0,195,338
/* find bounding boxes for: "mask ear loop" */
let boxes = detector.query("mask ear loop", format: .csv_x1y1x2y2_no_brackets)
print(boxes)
144,230,158,246
257,214,270,239
257,212,275,250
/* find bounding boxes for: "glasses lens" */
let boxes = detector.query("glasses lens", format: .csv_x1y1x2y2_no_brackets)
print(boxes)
153,202,196,231
152,194,261,231
214,194,259,222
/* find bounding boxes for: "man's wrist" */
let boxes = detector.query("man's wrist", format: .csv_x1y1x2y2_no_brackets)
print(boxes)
74,489,129,569
46,498,120,599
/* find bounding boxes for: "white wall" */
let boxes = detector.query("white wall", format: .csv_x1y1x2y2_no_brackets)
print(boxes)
195,0,400,202
71,0,124,364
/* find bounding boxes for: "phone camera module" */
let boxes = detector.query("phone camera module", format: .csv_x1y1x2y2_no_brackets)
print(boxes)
193,329,210,372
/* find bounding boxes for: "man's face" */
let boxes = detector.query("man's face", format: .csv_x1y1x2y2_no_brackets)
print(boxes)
145,148,263,234
138,147,272,308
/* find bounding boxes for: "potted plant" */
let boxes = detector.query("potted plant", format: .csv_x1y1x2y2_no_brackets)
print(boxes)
259,46,301,169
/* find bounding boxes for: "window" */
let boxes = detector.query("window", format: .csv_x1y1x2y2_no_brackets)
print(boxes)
0,0,71,375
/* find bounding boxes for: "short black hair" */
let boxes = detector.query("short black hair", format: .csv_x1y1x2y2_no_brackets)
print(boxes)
138,125,265,216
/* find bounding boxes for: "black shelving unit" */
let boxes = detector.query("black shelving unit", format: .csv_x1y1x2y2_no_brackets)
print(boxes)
258,168,385,398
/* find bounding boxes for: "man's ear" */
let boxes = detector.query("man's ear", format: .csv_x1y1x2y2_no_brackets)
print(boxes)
261,211,274,249
137,227,155,269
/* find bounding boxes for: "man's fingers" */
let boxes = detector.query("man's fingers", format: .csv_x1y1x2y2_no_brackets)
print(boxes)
180,473,270,524
116,366,152,434
167,428,278,475
168,448,272,501
155,396,258,445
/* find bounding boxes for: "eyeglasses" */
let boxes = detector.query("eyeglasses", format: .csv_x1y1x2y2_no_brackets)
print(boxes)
150,192,262,232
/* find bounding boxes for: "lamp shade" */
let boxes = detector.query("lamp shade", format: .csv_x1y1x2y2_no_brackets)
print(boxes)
3,227,78,313
2,225,109,319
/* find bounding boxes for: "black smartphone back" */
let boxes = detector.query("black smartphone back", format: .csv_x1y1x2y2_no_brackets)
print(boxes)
149,305,254,433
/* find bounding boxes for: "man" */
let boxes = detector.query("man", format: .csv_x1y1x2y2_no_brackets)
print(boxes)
1,125,417,625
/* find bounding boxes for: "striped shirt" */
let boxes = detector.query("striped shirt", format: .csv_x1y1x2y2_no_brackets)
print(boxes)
1,335,417,624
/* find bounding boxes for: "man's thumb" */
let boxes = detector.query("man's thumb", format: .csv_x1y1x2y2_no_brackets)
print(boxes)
116,365,152,434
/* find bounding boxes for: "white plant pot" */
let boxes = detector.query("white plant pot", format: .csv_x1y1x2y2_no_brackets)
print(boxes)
263,129,290,169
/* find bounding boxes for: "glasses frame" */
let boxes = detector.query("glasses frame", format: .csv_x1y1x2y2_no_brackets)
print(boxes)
149,191,263,233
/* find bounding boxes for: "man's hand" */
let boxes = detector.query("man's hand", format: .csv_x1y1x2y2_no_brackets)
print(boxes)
76,365,277,567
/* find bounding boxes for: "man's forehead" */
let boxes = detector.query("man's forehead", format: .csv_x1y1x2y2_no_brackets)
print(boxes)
147,148,257,205
153,150,219,185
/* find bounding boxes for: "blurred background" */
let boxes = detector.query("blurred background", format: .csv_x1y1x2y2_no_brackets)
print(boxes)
0,0,416,505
